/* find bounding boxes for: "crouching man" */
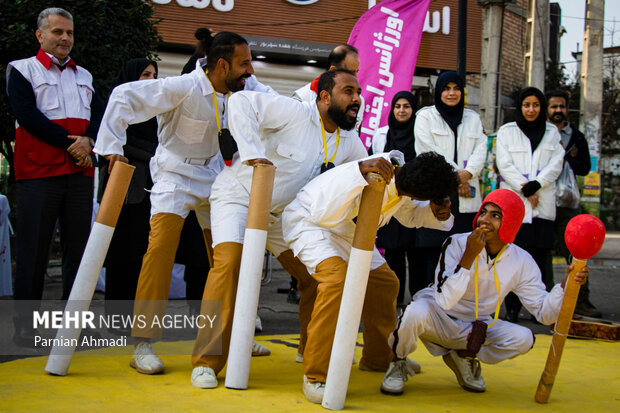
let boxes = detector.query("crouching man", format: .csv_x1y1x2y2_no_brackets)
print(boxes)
381,189,589,395
282,150,459,403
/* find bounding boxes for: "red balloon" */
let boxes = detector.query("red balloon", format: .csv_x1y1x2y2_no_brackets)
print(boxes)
564,214,606,260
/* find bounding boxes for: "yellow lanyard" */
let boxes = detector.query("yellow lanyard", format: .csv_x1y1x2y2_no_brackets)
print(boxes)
474,244,507,328
380,196,402,215
379,173,400,214
319,115,339,166
205,69,230,132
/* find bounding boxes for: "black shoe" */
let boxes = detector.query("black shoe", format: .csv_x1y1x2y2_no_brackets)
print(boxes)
574,300,602,318
287,288,300,304
506,308,519,323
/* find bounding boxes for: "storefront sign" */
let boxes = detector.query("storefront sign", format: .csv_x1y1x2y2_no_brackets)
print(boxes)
286,0,320,4
152,0,234,12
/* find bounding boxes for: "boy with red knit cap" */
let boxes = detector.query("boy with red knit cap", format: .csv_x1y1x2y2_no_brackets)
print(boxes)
380,189,589,395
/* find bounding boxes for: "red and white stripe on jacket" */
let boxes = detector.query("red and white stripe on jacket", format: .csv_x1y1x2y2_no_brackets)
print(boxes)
8,49,95,180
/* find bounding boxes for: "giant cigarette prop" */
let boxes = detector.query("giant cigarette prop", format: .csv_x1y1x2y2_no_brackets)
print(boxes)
322,173,386,410
225,163,276,390
45,162,135,376
535,214,605,403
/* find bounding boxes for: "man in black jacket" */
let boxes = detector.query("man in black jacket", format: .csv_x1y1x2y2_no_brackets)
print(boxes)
546,89,601,318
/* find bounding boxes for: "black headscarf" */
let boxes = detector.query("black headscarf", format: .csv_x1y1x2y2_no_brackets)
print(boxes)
434,71,465,136
385,91,417,162
112,58,159,146
114,58,158,87
515,87,547,152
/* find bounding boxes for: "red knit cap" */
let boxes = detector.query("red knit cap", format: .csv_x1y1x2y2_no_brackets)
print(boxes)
472,189,525,244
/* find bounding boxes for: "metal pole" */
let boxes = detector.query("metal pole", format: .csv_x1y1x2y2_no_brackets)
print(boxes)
457,0,468,79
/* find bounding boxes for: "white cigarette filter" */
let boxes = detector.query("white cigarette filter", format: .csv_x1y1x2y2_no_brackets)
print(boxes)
45,162,135,376
225,163,276,390
323,173,386,410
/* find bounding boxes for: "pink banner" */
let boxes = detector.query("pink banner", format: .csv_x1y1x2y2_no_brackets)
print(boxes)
348,0,431,149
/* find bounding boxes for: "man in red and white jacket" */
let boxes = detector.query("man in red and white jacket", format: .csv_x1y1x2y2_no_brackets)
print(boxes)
6,7,103,346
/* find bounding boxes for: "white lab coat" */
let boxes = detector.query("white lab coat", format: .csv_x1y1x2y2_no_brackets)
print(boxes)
282,151,454,273
495,122,564,223
94,60,273,228
370,125,389,155
414,106,488,213
209,91,368,253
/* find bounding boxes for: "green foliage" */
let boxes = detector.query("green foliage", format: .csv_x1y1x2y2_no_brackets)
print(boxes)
544,63,569,92
0,0,161,183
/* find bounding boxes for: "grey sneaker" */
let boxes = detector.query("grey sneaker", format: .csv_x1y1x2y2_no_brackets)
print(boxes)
405,358,422,375
191,366,218,389
380,360,410,395
359,357,420,373
442,350,486,392
302,375,325,404
130,342,164,374
251,341,271,356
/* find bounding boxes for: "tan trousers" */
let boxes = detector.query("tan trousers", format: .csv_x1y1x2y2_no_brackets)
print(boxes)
132,212,212,339
304,258,399,383
191,244,316,372
276,249,317,356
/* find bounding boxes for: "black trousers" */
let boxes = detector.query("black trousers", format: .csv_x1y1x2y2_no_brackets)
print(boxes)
14,174,93,322
103,195,151,319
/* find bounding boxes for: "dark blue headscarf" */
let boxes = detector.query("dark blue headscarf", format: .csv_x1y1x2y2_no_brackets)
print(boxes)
434,71,465,136
386,90,417,162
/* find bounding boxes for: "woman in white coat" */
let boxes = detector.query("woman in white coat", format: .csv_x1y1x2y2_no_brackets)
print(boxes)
495,87,564,321
371,91,420,306
413,71,488,286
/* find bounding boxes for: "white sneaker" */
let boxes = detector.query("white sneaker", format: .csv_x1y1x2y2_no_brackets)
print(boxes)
251,341,271,356
380,360,410,395
406,358,422,375
255,315,263,332
130,342,164,374
302,375,325,404
191,366,218,389
442,350,486,392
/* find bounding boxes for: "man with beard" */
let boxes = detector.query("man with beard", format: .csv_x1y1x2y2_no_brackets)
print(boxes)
545,89,599,318
293,45,365,133
94,31,273,375
190,69,369,388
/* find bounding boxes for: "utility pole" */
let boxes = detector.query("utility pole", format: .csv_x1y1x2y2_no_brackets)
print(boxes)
479,0,511,134
525,0,549,89
457,0,468,79
579,0,605,213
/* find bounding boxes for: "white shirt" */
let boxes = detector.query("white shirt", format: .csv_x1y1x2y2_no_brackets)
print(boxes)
215,91,368,215
283,152,454,272
431,232,565,324
95,63,223,161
